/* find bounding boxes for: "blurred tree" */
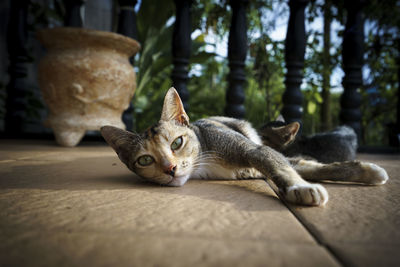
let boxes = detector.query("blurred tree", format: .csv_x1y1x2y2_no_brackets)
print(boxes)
321,0,332,131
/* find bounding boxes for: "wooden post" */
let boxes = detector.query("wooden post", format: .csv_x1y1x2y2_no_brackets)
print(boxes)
282,0,309,125
397,39,400,134
117,0,138,131
5,0,30,135
321,0,332,131
64,0,85,27
389,38,400,147
340,0,365,138
225,0,248,119
172,0,191,111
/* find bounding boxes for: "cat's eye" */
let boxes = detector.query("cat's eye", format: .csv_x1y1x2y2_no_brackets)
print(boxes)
137,155,154,166
171,136,183,151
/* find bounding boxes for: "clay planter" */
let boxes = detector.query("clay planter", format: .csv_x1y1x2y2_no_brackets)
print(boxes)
37,27,140,147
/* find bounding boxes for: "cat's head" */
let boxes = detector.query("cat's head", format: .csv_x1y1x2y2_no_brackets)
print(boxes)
101,88,200,187
259,117,300,151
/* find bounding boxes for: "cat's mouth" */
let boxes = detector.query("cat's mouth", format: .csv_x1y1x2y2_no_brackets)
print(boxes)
166,174,190,187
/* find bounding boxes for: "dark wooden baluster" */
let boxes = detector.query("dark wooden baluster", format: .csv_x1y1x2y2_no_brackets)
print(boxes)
172,0,191,111
225,0,248,119
117,0,138,131
388,38,400,146
117,0,138,40
340,0,365,138
64,0,85,27
282,0,309,125
5,0,30,135
397,39,400,143
397,39,400,134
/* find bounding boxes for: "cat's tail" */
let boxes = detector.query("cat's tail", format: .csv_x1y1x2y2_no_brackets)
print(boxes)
289,158,389,185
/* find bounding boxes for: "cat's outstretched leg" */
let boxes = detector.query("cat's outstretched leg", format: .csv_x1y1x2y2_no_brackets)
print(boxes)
195,121,329,206
289,158,389,185
244,146,329,206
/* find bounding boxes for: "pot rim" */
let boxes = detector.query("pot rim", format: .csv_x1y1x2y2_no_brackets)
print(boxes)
37,27,141,57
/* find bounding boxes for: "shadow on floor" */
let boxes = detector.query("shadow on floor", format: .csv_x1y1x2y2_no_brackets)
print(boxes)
0,156,283,211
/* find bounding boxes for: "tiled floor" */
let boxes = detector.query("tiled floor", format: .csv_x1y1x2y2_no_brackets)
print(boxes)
0,140,399,266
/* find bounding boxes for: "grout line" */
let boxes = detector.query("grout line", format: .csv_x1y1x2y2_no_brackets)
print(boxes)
264,179,347,267
285,204,347,267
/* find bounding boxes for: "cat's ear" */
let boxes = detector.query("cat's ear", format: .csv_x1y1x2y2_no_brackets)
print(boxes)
272,122,300,144
160,87,189,125
281,122,300,143
100,126,141,167
276,114,286,123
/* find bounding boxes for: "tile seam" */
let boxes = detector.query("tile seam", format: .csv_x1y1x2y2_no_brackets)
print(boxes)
265,179,346,267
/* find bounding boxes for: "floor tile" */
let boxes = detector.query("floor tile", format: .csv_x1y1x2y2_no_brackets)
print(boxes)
0,140,340,266
1,231,339,267
286,154,400,266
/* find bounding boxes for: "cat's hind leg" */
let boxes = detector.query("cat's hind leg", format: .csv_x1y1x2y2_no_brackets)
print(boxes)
289,158,389,185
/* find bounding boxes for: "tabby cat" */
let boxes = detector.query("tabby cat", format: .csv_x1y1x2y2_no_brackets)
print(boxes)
258,119,357,163
101,88,388,206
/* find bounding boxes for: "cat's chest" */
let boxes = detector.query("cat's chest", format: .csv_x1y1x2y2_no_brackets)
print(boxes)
191,162,261,180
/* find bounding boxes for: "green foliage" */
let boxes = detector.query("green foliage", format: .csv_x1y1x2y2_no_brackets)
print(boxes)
361,30,397,144
246,37,285,127
18,0,396,146
131,0,398,147
361,0,399,145
187,58,228,122
132,0,288,131
132,0,175,131
302,0,399,145
132,0,218,131
302,87,323,134
192,0,230,37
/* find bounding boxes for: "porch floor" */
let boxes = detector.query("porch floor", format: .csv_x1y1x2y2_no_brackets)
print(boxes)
0,140,399,267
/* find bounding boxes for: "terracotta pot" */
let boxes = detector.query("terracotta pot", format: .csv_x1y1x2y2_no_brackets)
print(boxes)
37,27,140,147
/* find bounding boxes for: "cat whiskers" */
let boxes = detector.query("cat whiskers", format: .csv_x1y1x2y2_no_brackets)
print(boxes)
195,152,223,163
192,151,223,170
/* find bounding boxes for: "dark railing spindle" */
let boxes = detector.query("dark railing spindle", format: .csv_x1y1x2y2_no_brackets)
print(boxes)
117,0,138,131
225,0,248,119
340,0,364,138
282,0,309,125
388,38,400,146
117,0,138,40
5,0,30,135
64,0,85,27
397,39,400,138
397,39,400,129
172,0,192,111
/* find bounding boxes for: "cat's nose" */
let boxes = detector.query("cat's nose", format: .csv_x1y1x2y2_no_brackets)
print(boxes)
164,164,177,177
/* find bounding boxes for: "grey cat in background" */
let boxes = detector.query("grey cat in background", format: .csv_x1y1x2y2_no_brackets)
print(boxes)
101,88,388,207
259,118,357,163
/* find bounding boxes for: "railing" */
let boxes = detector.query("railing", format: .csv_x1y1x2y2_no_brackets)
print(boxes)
3,0,395,141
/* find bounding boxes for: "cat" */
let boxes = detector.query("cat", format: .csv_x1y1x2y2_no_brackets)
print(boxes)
258,119,357,163
101,87,389,206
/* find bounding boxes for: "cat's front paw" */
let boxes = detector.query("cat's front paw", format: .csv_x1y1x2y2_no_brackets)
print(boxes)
284,183,329,206
361,163,389,185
